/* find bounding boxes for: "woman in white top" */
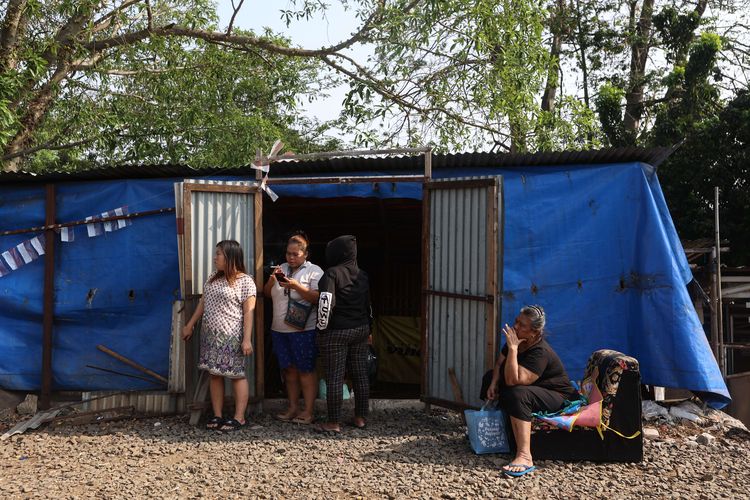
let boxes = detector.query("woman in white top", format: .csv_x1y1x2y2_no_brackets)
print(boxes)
263,232,323,424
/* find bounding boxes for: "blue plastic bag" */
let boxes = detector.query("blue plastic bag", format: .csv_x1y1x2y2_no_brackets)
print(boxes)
464,402,510,454
317,379,351,400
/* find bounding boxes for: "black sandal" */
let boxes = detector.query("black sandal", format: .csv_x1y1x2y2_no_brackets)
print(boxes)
206,415,224,430
219,418,246,432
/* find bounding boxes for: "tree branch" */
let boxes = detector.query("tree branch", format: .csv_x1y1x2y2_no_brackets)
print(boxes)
3,60,73,171
145,0,153,31
321,54,511,146
227,0,245,35
92,0,146,30
1,135,99,162
82,1,389,58
70,64,190,75
0,0,28,72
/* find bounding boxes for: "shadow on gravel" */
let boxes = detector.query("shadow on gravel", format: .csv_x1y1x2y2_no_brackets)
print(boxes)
32,405,493,455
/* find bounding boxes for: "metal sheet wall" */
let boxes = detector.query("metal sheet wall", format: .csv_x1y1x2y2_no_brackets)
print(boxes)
184,179,256,295
177,179,259,396
82,391,186,415
426,178,501,408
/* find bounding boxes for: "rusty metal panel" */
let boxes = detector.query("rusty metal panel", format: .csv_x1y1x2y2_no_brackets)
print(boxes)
81,391,186,415
424,177,503,408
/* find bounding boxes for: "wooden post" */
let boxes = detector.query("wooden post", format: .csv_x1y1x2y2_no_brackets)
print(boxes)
485,181,499,372
40,184,56,410
710,246,719,361
714,187,725,376
254,149,265,404
420,150,432,411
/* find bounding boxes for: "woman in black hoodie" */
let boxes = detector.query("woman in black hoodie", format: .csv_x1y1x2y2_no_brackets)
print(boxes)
315,235,371,433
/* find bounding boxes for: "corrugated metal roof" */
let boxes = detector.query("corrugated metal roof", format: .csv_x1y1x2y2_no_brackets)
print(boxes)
0,146,674,184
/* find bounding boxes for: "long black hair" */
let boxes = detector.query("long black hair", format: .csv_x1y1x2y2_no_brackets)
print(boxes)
209,240,246,285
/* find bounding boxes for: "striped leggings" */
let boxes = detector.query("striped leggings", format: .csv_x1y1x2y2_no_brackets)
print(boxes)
318,324,370,424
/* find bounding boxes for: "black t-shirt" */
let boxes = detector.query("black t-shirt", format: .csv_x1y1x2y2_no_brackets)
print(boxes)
499,339,576,397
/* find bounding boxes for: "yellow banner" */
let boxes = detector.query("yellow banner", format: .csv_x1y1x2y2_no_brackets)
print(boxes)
372,316,421,384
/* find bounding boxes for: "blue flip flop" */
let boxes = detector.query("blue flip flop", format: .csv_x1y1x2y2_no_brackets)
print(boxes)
503,464,537,477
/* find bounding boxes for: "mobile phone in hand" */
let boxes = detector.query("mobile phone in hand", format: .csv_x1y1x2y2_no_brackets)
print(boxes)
275,272,289,283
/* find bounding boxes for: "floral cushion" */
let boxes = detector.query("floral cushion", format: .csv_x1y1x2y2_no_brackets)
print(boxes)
582,349,639,427
531,349,639,431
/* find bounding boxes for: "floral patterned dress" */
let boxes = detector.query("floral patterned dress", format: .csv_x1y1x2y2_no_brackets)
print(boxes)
198,272,256,379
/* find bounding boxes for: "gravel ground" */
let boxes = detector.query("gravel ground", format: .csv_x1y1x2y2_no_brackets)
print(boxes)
1,401,749,499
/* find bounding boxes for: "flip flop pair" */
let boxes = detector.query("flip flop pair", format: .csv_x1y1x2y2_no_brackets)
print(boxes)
502,464,536,478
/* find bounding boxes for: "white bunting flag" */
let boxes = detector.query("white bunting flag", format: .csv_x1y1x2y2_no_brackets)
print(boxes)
269,139,284,157
30,234,45,255
115,206,132,227
0,258,9,277
85,216,104,237
16,242,34,264
101,211,114,232
251,163,270,173
2,249,21,270
60,226,75,242
114,207,126,229
261,182,279,202
253,140,284,202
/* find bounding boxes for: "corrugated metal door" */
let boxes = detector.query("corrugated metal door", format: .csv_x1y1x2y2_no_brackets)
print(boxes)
422,177,503,408
174,179,264,400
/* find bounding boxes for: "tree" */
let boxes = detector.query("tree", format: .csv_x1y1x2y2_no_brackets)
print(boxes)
656,90,750,266
0,0,386,172
588,1,750,146
2,1,749,172
337,0,600,152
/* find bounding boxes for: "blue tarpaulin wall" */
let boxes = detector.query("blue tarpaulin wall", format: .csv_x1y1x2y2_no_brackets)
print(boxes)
0,161,730,407
0,179,178,391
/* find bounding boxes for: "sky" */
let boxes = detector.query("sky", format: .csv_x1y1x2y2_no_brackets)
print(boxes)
215,1,367,125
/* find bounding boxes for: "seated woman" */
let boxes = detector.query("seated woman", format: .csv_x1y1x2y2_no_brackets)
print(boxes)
483,305,578,477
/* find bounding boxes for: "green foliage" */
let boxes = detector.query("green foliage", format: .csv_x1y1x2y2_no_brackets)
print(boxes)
23,35,328,171
339,0,598,152
657,91,750,266
650,31,723,146
535,97,602,151
0,1,334,171
595,83,629,146
653,6,702,63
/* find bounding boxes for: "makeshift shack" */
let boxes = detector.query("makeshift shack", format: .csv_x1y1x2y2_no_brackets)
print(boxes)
0,147,730,413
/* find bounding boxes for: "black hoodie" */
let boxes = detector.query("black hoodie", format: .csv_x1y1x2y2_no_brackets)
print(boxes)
316,235,371,331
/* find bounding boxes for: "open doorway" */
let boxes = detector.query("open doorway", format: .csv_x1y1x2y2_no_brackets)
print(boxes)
262,196,422,399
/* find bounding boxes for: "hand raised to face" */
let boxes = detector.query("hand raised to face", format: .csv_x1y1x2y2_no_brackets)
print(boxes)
503,323,527,350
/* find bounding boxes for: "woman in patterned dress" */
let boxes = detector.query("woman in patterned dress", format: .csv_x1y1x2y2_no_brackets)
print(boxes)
182,240,257,431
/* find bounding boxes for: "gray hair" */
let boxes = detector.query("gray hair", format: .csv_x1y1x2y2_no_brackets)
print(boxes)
520,305,546,332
